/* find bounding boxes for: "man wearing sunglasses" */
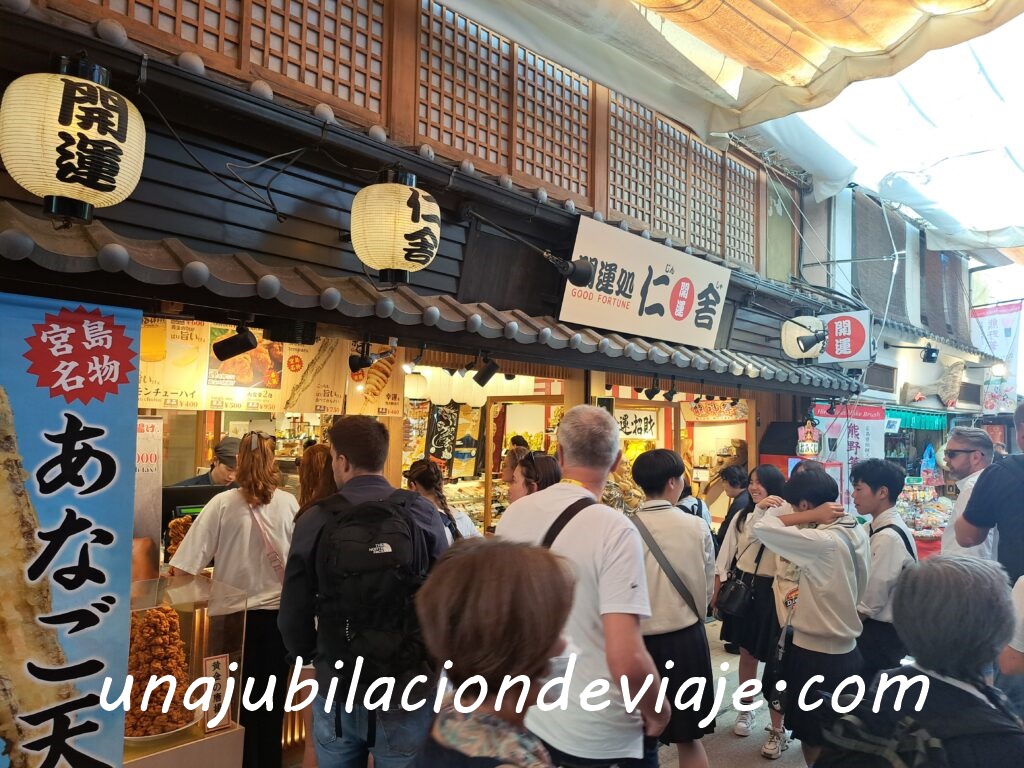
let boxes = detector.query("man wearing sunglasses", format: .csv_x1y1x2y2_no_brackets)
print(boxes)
173,436,240,486
941,427,995,560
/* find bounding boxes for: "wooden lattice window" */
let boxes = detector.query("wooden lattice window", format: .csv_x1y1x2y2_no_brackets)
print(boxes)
417,1,512,167
724,156,757,266
250,0,385,115
653,116,688,240
514,47,589,197
81,0,243,59
607,93,653,224
689,139,723,255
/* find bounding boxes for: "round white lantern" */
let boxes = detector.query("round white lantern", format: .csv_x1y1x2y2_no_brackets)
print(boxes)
424,367,453,405
350,173,441,284
0,66,146,223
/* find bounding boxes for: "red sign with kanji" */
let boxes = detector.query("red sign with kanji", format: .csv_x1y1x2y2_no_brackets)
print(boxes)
818,310,872,364
24,306,137,404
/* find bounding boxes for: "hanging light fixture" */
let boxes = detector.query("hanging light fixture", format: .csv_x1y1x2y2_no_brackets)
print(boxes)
212,324,258,362
0,55,147,224
663,376,678,402
402,343,425,374
473,354,500,387
350,169,441,284
643,375,660,400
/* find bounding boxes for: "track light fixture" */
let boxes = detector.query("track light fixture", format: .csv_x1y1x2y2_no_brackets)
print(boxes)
634,387,644,395
884,342,939,364
473,354,500,387
826,397,837,416
348,340,375,373
643,375,659,401
797,329,829,354
213,323,258,362
402,343,426,375
663,377,678,402
693,394,703,405
605,383,613,392
504,373,516,381
731,397,740,407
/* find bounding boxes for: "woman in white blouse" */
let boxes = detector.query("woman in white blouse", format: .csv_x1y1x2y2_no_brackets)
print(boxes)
170,431,297,768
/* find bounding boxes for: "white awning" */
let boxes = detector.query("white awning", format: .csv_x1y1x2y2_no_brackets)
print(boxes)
754,10,1024,251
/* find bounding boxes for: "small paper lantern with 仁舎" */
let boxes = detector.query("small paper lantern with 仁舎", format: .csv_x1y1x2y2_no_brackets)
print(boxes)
0,60,146,224
351,173,441,284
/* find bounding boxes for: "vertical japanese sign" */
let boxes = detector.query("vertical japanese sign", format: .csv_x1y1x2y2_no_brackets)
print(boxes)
970,301,1021,415
425,402,460,470
560,217,732,346
133,417,163,558
0,292,140,768
815,404,886,512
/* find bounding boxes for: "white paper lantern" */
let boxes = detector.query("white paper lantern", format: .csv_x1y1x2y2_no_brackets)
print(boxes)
405,372,428,401
0,71,146,223
464,380,489,408
424,367,453,405
351,177,441,283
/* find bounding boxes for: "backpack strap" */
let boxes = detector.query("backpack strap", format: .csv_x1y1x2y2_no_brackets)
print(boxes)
541,497,597,548
871,524,917,561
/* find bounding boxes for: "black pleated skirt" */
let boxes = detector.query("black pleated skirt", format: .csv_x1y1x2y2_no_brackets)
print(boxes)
719,572,780,662
644,622,717,743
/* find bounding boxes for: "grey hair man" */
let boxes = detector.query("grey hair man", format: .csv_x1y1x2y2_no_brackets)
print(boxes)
942,427,996,560
496,405,669,766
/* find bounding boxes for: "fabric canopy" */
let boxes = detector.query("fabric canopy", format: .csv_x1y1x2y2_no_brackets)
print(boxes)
441,0,1023,138
754,10,1024,251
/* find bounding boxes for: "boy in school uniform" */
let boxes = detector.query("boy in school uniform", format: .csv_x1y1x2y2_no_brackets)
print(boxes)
849,459,917,680
752,469,871,767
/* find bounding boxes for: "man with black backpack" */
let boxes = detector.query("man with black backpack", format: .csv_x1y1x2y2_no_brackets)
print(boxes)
279,416,449,768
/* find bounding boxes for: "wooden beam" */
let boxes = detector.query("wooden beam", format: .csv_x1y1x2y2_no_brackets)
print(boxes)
387,0,420,146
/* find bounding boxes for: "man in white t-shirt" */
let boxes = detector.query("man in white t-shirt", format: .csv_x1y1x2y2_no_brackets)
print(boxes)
496,405,669,766
941,427,997,559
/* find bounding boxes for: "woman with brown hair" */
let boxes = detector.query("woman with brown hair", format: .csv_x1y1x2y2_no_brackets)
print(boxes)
295,442,337,768
508,452,561,503
414,539,575,767
406,458,482,541
169,431,297,768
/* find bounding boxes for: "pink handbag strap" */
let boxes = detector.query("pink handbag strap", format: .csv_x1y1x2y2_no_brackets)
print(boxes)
248,504,285,583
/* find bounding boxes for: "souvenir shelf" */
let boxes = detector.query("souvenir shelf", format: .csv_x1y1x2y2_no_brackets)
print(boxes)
895,477,953,541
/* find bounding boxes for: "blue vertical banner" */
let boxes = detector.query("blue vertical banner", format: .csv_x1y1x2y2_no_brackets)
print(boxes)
0,292,140,768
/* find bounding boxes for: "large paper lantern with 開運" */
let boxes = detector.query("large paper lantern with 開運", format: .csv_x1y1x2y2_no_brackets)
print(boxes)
0,61,146,224
351,172,441,285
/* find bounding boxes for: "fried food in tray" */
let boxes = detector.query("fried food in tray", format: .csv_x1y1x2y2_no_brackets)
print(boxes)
166,516,193,559
125,605,194,737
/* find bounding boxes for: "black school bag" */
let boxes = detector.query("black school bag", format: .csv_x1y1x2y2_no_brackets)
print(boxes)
314,489,431,692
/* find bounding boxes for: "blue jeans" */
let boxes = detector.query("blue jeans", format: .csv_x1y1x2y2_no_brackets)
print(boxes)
311,694,432,768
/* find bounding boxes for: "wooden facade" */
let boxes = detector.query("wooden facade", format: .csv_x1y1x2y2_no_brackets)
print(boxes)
25,0,786,273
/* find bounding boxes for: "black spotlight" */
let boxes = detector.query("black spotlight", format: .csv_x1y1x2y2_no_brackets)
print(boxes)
731,397,740,407
826,398,837,415
348,341,374,373
565,258,595,287
921,345,939,363
473,356,500,386
633,387,644,394
643,376,659,400
797,329,828,353
213,325,258,361
504,373,516,381
693,394,703,405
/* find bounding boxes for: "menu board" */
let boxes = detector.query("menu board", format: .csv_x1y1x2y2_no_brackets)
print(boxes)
138,319,345,413
426,402,461,469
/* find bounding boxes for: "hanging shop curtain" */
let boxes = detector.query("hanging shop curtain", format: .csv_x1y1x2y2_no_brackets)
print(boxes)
886,407,950,432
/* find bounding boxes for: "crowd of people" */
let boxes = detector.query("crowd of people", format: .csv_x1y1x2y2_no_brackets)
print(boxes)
163,402,1024,768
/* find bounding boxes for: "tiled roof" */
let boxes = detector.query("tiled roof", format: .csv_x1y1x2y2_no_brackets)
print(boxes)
0,202,861,395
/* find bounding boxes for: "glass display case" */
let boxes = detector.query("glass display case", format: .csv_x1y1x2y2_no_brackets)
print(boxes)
124,575,246,762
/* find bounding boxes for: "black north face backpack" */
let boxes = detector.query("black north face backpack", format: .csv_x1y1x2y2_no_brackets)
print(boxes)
314,489,431,692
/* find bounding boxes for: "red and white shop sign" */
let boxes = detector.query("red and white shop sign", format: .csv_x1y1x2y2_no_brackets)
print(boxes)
818,310,872,364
